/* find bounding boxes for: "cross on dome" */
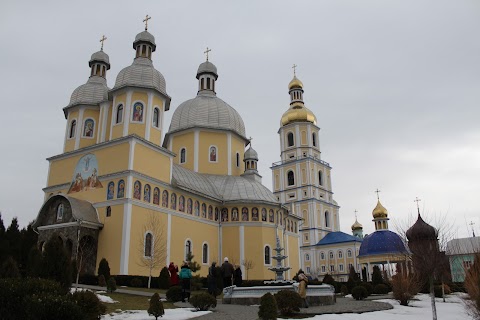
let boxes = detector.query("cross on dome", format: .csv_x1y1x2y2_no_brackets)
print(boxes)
99,35,107,51
354,209,358,219
143,14,151,30
292,64,297,76
375,189,381,200
204,47,212,61
414,197,421,215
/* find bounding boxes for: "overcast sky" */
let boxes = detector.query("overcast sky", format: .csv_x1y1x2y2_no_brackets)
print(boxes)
1,0,479,238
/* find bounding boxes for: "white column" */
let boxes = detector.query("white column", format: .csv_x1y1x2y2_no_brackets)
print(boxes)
145,92,153,140
74,107,84,150
96,106,103,144
239,226,245,276
109,96,117,140
194,130,199,172
123,91,132,136
227,133,232,175
166,213,172,266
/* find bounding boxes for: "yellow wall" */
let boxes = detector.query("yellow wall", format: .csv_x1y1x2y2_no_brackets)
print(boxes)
96,204,125,274
79,108,100,149
64,109,79,152
111,93,126,140
198,131,228,175
170,132,195,171
231,137,245,176
133,143,171,183
222,226,240,266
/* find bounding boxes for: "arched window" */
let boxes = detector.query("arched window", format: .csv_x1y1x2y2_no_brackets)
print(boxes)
144,233,153,257
117,180,125,198
320,252,325,260
236,152,240,167
133,181,141,200
116,105,124,124
209,146,217,162
287,171,295,186
287,132,294,147
347,250,352,258
338,250,343,259
69,120,76,138
264,246,271,264
185,240,192,260
312,132,317,147
106,206,111,217
329,251,334,259
305,254,310,261
144,184,151,202
56,203,64,220
180,148,186,164
107,181,115,200
318,171,323,186
171,193,177,210
153,107,159,127
202,243,208,264
83,119,95,137
325,211,330,228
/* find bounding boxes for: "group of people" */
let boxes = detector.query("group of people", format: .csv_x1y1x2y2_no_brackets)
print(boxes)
207,257,243,297
168,261,192,302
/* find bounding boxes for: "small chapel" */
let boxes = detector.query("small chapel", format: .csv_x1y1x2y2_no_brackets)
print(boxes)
32,19,357,280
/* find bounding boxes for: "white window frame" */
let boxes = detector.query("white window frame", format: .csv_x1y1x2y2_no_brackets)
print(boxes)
320,252,325,260
339,264,344,272
305,253,310,261
264,244,272,266
82,118,96,139
321,265,326,273
208,145,218,163
338,250,343,259
202,241,209,265
347,250,352,258
286,131,295,148
179,147,187,164
115,104,124,125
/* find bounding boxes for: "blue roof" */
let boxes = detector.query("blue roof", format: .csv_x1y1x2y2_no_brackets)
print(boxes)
316,231,363,246
358,230,408,257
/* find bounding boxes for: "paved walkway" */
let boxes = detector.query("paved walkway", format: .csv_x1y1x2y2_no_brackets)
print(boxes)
74,283,154,297
174,296,393,320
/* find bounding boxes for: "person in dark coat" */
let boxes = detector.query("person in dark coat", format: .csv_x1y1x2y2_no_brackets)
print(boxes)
220,257,234,288
207,262,218,297
178,261,192,302
168,262,179,286
233,265,242,286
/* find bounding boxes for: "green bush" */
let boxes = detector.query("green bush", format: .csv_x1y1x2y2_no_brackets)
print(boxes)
0,256,21,278
148,292,165,319
258,292,278,320
189,292,217,311
352,286,368,300
274,290,302,316
130,277,143,288
159,266,170,289
360,282,373,295
107,277,117,293
97,258,110,281
190,274,203,290
71,290,106,320
374,283,389,294
98,274,106,287
323,273,335,285
166,285,183,302
341,285,349,296
372,266,384,286
25,293,84,320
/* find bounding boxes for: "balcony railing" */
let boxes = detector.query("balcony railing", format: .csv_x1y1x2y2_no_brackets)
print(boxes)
271,155,330,168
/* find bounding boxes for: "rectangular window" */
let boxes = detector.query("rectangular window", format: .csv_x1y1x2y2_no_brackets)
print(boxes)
321,265,326,273
306,267,311,274
339,264,344,272
330,265,335,272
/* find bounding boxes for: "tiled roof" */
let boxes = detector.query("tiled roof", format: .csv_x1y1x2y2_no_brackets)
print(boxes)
446,237,480,255
316,231,363,246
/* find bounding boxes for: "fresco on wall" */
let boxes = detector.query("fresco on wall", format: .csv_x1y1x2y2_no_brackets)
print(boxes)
153,188,160,205
232,208,239,221
133,181,141,200
67,154,103,194
107,182,115,200
208,206,213,220
261,208,267,222
118,180,125,198
252,207,259,221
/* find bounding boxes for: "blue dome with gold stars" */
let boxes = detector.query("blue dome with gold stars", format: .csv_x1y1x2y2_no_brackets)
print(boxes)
358,230,408,257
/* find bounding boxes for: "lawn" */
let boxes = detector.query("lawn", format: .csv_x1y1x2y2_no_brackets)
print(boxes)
101,292,175,314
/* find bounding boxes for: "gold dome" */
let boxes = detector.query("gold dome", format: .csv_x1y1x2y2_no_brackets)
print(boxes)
372,200,388,218
351,219,363,230
281,102,317,126
288,76,303,90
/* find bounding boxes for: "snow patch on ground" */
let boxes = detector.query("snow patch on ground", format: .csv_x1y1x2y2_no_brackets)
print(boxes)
102,309,211,320
70,287,118,303
283,294,470,319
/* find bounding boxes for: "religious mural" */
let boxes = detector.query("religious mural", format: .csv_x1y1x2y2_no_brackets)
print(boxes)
179,196,185,212
215,207,219,221
269,209,274,223
209,146,217,162
153,187,160,205
221,208,228,222
117,180,125,198
162,190,168,207
201,203,206,218
261,208,267,221
107,182,114,200
83,119,94,137
242,207,249,221
187,198,192,214
171,193,177,210
67,154,103,194
194,201,200,216
132,102,144,122
133,181,141,200
208,205,213,220
252,207,259,221
144,184,151,202
232,208,239,221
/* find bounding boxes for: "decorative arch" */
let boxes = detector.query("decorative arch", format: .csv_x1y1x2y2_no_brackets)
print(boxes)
287,171,295,186
287,132,294,147
231,207,239,221
347,249,352,258
320,252,325,260
241,207,249,221
338,250,343,259
107,181,115,200
116,104,124,124
252,208,259,221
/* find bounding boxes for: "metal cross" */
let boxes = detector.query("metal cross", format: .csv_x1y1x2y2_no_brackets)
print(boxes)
414,197,421,215
248,136,253,146
469,221,475,237
375,189,381,200
204,47,212,61
99,35,107,51
292,64,297,76
354,209,358,219
143,15,151,30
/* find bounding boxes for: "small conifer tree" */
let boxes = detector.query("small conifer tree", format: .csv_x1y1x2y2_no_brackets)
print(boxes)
148,292,165,319
98,258,111,280
372,265,384,286
159,266,170,289
0,256,21,278
98,274,106,287
107,277,117,293
186,252,201,272
258,292,278,320
322,273,335,285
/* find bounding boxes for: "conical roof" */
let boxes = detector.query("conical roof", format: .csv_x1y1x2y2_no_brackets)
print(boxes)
406,214,437,241
351,219,363,230
372,200,388,218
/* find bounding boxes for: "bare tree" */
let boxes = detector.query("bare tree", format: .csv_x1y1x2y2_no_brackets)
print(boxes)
74,235,96,286
137,213,167,288
241,259,255,280
465,253,480,320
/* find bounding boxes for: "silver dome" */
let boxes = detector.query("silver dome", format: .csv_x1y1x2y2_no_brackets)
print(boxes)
133,31,156,50
113,57,167,96
196,61,218,79
168,91,246,139
89,50,110,68
244,146,258,160
68,76,109,108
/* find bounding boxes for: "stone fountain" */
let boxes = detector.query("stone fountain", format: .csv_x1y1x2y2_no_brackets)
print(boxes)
265,236,293,284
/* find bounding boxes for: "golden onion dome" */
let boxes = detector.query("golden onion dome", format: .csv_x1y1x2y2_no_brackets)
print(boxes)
351,219,363,230
372,200,388,218
288,76,303,90
281,102,317,126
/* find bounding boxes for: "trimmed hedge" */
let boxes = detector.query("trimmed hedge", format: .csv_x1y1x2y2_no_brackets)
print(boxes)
71,290,106,320
352,286,368,300
258,292,278,320
274,290,302,316
374,283,389,294
189,292,217,311
166,285,183,302
360,282,373,296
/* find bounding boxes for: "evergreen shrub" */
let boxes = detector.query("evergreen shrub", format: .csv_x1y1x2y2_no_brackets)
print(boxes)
159,266,171,289
107,277,117,293
189,292,217,311
98,274,106,287
166,285,183,302
97,258,110,281
371,266,384,286
374,283,389,294
352,286,368,300
258,292,278,320
340,285,349,296
360,282,373,295
0,256,21,278
274,290,302,316
148,292,165,319
322,273,335,285
71,290,106,320
25,293,83,320
130,277,143,288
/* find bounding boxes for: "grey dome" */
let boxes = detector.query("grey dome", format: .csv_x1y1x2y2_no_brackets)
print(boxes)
68,76,109,108
133,31,156,50
197,61,218,79
244,146,258,160
113,57,167,95
89,50,110,68
168,92,246,139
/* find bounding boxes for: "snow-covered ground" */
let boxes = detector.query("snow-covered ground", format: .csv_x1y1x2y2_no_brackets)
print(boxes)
101,309,211,320
70,287,118,303
284,293,471,320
